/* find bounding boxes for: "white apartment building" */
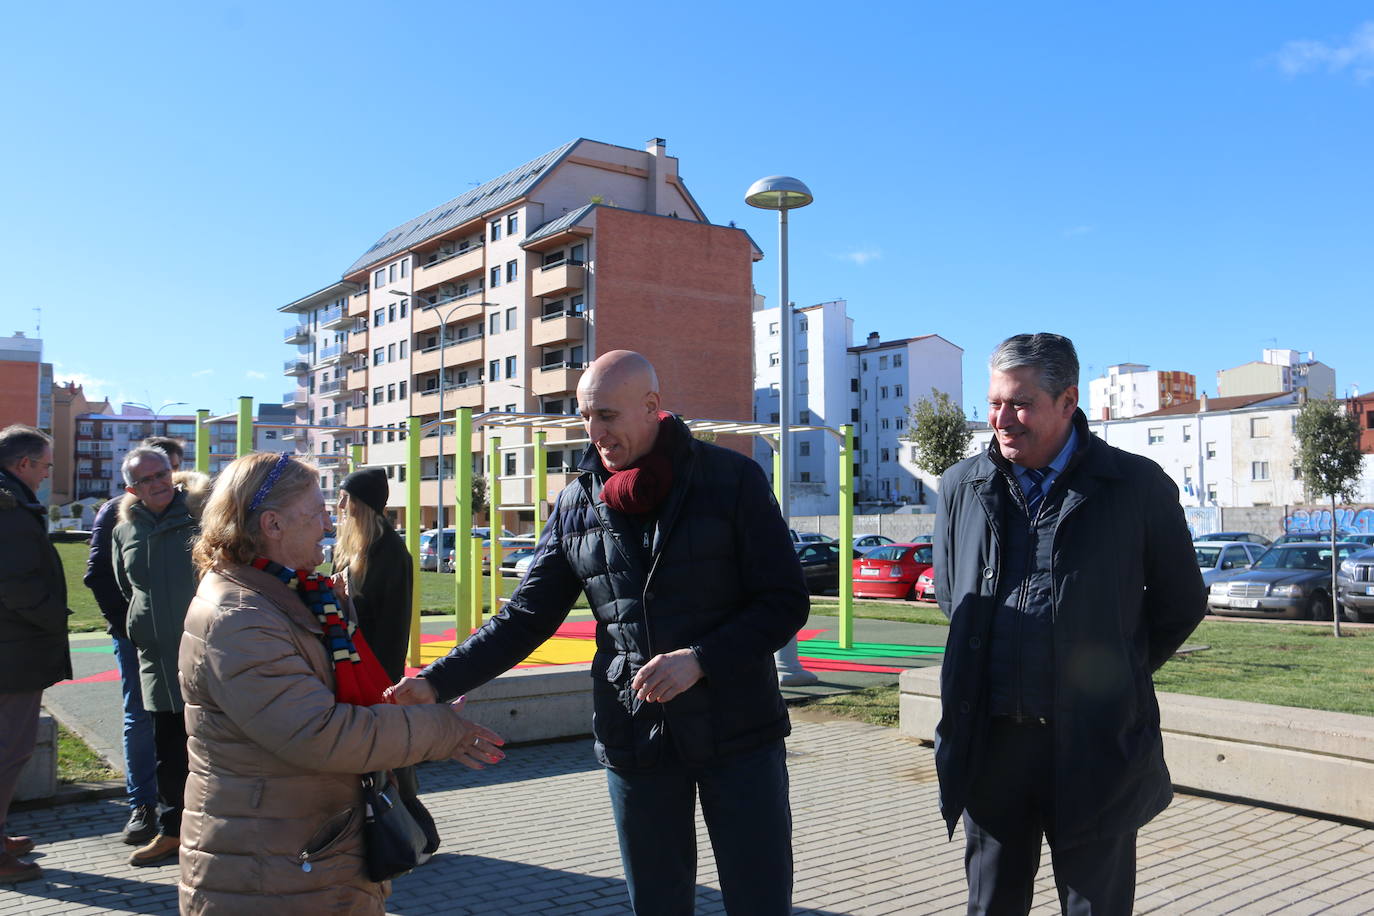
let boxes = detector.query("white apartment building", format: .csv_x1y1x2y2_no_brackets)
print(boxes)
1087,363,1197,420
1218,348,1336,400
278,281,358,496
972,392,1304,507
752,299,963,514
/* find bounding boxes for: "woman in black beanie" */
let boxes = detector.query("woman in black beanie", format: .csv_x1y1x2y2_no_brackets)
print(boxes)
333,468,411,682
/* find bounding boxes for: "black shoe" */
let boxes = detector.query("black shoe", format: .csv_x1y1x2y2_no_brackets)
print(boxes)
122,804,157,846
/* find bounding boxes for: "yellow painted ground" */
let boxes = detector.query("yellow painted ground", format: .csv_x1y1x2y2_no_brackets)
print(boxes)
417,636,596,667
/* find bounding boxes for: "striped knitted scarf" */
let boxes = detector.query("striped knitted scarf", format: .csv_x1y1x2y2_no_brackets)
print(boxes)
252,557,393,706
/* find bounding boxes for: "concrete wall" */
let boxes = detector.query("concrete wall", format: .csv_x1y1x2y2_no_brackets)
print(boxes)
899,667,1374,825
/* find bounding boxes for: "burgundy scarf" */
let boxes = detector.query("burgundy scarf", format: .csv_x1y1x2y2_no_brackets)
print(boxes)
600,412,683,515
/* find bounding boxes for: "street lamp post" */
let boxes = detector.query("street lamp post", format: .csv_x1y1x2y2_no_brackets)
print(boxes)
746,175,816,687
126,401,188,437
390,291,491,543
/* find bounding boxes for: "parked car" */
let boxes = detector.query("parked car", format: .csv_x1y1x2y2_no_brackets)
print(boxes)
853,542,934,600
791,530,830,544
912,568,936,602
1194,531,1271,547
1273,527,1359,546
1337,548,1374,622
1193,540,1266,587
424,526,515,572
1208,541,1366,620
796,542,841,594
1342,533,1374,548
441,536,528,573
851,534,895,555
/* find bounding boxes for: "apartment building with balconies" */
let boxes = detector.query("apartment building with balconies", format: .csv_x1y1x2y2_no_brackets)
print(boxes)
280,137,760,530
278,281,358,496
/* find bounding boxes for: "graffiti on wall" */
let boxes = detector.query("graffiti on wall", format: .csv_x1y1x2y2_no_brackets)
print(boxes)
1183,507,1220,539
1283,506,1374,534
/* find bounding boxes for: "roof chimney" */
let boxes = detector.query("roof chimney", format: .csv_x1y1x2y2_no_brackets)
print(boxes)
866,332,880,348
645,138,667,214
1198,392,1208,412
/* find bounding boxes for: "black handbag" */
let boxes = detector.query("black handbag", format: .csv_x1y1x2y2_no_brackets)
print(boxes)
361,770,433,882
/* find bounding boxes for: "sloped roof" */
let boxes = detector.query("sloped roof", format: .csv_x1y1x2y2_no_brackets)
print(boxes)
523,204,597,245
1136,392,1294,417
848,333,963,353
343,140,579,276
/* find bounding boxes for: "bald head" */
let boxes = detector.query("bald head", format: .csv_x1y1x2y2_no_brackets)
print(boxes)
578,350,662,470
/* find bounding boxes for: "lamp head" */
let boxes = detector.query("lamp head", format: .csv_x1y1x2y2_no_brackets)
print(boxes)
745,176,814,211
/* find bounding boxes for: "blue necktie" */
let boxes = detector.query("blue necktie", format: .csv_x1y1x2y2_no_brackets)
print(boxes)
1023,467,1049,514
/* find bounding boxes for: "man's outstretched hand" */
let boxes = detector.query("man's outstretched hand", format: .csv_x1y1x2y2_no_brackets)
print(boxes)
385,676,438,706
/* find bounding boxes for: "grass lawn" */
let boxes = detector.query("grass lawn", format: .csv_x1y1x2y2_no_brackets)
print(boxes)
54,540,106,633
57,722,117,784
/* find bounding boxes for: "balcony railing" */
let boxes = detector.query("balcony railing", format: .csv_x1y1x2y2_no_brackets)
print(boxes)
319,304,348,329
420,240,483,268
320,379,347,396
284,358,309,375
417,330,484,355
318,343,344,363
284,323,309,344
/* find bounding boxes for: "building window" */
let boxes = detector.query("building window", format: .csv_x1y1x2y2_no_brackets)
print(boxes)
879,386,889,399
862,359,868,372
373,347,384,366
769,412,780,423
799,441,811,457
1183,427,1191,441
490,266,501,288
399,381,407,398
768,322,779,335
881,448,890,462
879,356,889,369
893,353,903,367
372,430,383,444
388,304,396,322
570,294,585,315
798,349,808,365
769,352,779,367
490,220,501,242
1206,484,1217,502
372,387,383,405
799,410,810,424
507,213,519,236
506,260,518,282
571,243,584,262
896,418,906,430
400,258,408,279
506,308,517,330
389,264,397,283
895,384,903,397
504,453,517,475
373,308,384,327
798,317,808,332
489,360,500,381
505,356,517,379
881,418,890,430
852,408,860,422
489,312,500,335
374,268,385,288
387,343,396,362
1148,427,1164,444
1252,461,1270,481
387,383,396,402
1205,441,1217,459
399,341,407,358
798,379,808,395
1250,417,1270,438
850,378,859,392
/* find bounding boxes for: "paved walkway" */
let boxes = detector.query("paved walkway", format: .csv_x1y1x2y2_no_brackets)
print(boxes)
5,718,1374,914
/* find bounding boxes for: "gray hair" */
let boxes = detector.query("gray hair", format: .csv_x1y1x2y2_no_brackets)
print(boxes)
988,333,1080,398
121,446,172,486
0,424,52,471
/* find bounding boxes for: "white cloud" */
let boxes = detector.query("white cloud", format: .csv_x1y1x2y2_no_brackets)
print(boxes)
245,370,266,380
838,248,882,266
192,368,214,378
51,365,120,401
1063,224,1096,238
1274,22,1374,83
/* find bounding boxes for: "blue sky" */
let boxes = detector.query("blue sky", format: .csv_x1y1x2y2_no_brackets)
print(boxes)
3,2,1372,420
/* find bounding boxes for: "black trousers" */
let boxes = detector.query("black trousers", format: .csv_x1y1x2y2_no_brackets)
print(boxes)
962,718,1137,916
150,710,188,838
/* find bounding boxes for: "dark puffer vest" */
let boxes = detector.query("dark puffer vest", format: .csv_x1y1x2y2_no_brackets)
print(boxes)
422,416,810,769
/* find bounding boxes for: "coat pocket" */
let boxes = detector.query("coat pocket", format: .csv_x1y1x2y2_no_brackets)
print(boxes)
297,806,359,874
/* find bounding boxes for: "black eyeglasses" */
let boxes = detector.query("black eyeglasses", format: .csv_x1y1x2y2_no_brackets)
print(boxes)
133,468,172,488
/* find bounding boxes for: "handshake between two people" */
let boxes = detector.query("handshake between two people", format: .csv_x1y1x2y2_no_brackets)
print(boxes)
383,676,506,771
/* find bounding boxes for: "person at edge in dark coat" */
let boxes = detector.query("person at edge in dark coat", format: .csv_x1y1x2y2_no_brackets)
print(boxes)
387,349,811,916
0,425,71,885
933,333,1206,916
84,435,186,849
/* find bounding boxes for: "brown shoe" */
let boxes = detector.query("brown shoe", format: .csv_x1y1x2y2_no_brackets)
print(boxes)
3,835,34,857
128,833,180,867
0,852,42,884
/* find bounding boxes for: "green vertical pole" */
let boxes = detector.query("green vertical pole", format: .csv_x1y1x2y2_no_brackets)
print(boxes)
533,430,547,543
350,443,362,472
838,424,855,649
469,537,483,631
195,410,210,473
487,436,501,621
772,447,782,505
406,416,421,668
236,397,253,457
454,409,473,634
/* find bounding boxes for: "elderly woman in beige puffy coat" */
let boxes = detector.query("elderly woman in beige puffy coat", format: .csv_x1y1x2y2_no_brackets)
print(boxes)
177,453,504,915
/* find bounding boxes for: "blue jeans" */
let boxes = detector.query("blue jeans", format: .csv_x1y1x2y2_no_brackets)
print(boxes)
113,635,157,807
605,739,792,916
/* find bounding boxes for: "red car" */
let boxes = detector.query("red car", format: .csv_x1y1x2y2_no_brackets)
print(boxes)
852,542,934,600
912,568,936,602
